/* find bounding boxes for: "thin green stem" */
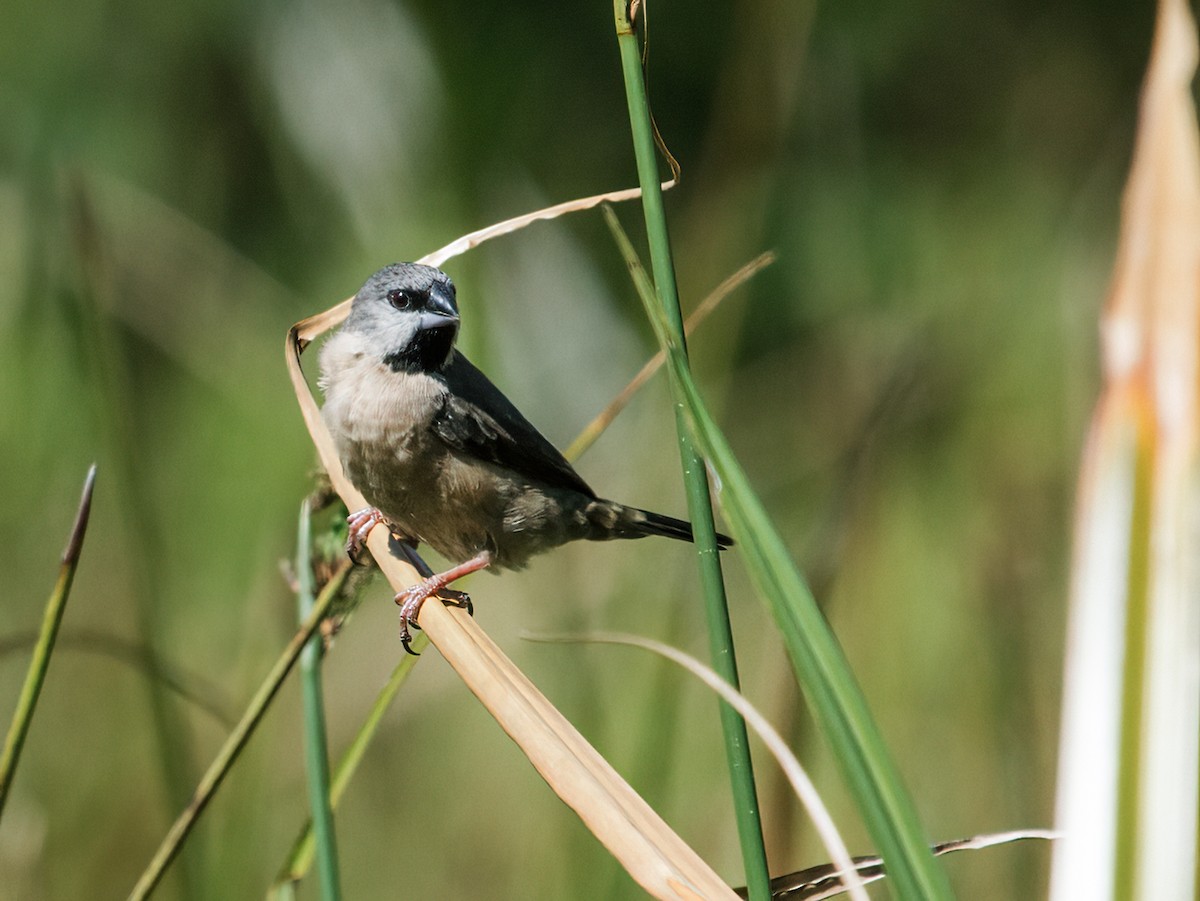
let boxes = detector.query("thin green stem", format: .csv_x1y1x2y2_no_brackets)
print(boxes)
296,502,343,901
272,636,425,892
0,465,96,820
611,7,771,899
614,202,954,899
1113,426,1154,900
127,561,353,901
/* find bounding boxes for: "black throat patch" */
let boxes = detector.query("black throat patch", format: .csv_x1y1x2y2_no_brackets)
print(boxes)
383,325,457,374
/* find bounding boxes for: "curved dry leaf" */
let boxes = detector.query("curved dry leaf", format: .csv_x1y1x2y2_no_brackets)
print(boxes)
1053,0,1200,897
526,630,867,901
285,189,735,901
755,830,1057,901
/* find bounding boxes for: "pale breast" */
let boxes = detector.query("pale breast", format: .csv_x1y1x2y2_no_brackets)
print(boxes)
318,331,588,568
321,334,503,560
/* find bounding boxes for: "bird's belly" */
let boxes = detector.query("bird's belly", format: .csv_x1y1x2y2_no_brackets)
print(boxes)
327,393,584,568
354,445,579,569
343,431,441,533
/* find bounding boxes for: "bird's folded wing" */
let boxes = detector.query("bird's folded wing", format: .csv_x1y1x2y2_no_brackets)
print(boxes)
432,352,597,498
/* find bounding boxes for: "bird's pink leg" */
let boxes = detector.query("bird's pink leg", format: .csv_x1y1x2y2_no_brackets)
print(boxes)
397,550,492,654
345,507,386,559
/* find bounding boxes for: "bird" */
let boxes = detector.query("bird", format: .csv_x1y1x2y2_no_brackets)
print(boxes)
318,262,731,651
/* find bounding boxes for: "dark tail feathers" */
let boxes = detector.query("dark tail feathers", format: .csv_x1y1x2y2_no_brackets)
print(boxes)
636,508,734,549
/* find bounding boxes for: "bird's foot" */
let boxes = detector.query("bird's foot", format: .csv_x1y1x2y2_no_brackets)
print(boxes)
396,583,473,654
394,551,491,654
345,507,385,561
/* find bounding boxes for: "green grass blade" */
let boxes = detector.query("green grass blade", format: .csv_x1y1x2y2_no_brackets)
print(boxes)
602,207,954,900
128,561,353,901
295,501,342,901
272,621,426,891
612,7,771,898
0,464,97,820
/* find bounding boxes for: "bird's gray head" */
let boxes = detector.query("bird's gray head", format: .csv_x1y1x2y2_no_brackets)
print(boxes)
345,263,461,373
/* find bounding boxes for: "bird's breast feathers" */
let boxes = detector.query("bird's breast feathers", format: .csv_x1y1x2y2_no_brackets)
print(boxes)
319,327,589,567
320,331,444,488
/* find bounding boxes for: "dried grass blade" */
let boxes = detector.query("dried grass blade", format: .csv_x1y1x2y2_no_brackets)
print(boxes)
1051,0,1200,896
527,631,867,901
755,830,1058,901
420,181,673,269
564,250,774,462
284,191,735,900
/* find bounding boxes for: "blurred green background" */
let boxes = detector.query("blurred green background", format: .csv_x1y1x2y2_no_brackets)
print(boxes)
0,1,1153,898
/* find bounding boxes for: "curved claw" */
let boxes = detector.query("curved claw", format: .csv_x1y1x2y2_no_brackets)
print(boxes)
400,628,421,656
396,582,436,649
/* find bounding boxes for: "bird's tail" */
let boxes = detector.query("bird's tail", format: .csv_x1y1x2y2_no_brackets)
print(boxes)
586,500,734,549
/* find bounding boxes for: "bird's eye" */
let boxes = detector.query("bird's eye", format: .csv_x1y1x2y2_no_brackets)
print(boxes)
387,288,420,311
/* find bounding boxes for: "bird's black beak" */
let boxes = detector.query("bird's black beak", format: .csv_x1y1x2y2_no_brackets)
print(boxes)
418,283,460,333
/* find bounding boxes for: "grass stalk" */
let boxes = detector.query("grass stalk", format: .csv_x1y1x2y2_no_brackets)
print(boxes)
0,464,96,820
563,251,774,462
1052,3,1200,895
287,189,747,900
602,206,953,899
295,500,342,900
272,637,424,892
531,630,869,901
128,560,353,901
611,7,771,898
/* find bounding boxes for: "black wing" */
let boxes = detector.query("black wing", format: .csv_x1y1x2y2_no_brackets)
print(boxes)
430,351,596,498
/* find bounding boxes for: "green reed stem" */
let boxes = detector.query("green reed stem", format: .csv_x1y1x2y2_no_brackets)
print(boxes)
296,501,342,901
612,7,771,898
127,561,353,901
0,465,96,821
